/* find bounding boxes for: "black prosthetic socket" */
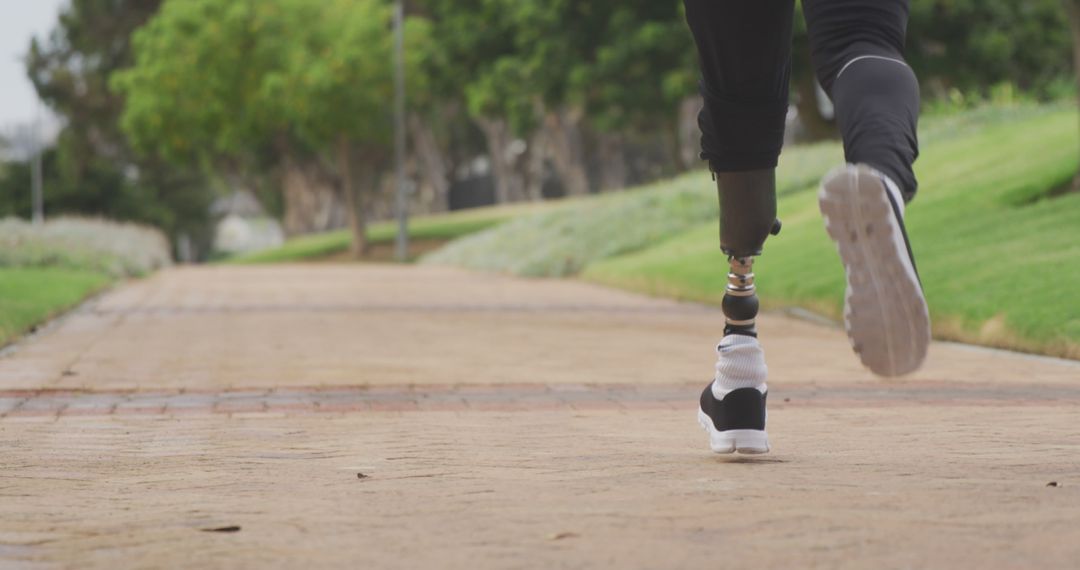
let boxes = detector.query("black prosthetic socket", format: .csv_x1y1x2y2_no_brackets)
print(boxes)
716,169,780,338
717,169,780,257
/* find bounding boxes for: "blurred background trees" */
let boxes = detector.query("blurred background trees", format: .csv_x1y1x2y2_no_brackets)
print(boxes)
5,0,213,257
2,0,1077,259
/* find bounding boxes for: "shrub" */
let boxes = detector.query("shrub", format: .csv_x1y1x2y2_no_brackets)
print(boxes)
0,216,172,277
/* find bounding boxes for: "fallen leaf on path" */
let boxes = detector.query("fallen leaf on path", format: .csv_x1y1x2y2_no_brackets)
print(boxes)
548,532,578,541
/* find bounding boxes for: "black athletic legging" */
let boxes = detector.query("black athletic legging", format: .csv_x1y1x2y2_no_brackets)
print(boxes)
684,0,919,198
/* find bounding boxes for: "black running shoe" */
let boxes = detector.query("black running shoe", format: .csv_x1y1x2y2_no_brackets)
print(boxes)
697,384,770,454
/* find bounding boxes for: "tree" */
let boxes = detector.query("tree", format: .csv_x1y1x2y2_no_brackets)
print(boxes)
19,0,212,252
282,0,431,254
113,0,427,255
496,0,603,197
787,1,1072,142
419,0,538,204
909,0,1070,96
114,1,294,163
114,0,333,236
572,2,697,187
465,57,544,202
28,0,160,168
492,0,695,195
416,1,702,200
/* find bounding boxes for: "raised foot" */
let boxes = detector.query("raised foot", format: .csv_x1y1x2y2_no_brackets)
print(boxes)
818,164,931,377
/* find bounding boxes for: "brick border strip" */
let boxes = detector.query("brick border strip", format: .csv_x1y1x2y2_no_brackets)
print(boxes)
2,382,1079,419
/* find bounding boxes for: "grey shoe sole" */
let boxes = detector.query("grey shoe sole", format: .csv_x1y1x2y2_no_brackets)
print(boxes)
818,164,931,377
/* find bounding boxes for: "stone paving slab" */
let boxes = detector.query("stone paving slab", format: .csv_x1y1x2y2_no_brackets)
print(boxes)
2,265,1077,392
2,406,1079,569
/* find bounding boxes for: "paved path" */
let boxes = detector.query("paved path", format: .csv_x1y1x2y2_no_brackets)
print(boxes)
2,264,1078,568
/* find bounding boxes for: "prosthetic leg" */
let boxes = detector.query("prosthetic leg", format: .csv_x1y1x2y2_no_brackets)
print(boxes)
717,169,782,337
696,169,781,454
681,0,789,454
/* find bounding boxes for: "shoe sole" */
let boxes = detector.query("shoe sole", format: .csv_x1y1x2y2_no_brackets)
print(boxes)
819,164,931,377
697,409,770,454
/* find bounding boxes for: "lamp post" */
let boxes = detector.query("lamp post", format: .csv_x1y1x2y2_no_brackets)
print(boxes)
31,102,44,226
393,0,408,261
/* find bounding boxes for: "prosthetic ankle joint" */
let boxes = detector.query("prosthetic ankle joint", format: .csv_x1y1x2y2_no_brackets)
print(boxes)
715,170,782,337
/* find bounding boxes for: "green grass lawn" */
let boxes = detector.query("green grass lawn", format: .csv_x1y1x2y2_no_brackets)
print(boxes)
584,106,1080,358
0,268,111,347
227,201,552,263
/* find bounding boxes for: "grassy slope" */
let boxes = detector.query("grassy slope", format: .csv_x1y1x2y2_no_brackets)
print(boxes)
227,201,551,263
422,143,845,276
0,268,111,346
584,107,1080,357
421,107,1058,278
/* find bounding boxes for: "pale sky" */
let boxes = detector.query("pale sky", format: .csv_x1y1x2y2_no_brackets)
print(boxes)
0,0,68,130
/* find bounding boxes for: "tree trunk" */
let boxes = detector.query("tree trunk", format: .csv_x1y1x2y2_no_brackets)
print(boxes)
475,116,525,204
277,136,346,236
523,128,548,201
544,108,590,196
677,95,704,172
792,42,839,144
1065,0,1080,190
337,135,367,257
281,158,345,236
595,131,627,191
408,113,450,212
793,74,839,143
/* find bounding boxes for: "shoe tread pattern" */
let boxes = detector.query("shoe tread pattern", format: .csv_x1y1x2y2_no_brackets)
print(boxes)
819,165,930,377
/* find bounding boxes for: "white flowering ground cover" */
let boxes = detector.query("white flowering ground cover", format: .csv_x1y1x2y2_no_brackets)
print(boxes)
0,217,172,345
0,217,171,277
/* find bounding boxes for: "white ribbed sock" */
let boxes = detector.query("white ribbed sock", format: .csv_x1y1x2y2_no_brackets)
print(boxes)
711,334,768,399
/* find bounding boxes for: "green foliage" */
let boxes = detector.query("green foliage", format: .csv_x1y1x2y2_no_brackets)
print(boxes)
0,268,111,346
792,0,1074,99
279,0,432,151
417,0,533,129
907,0,1072,97
512,0,695,133
115,0,430,159
15,0,1080,264
0,148,120,219
419,0,694,135
113,0,296,161
0,147,211,250
16,0,212,246
567,2,697,132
